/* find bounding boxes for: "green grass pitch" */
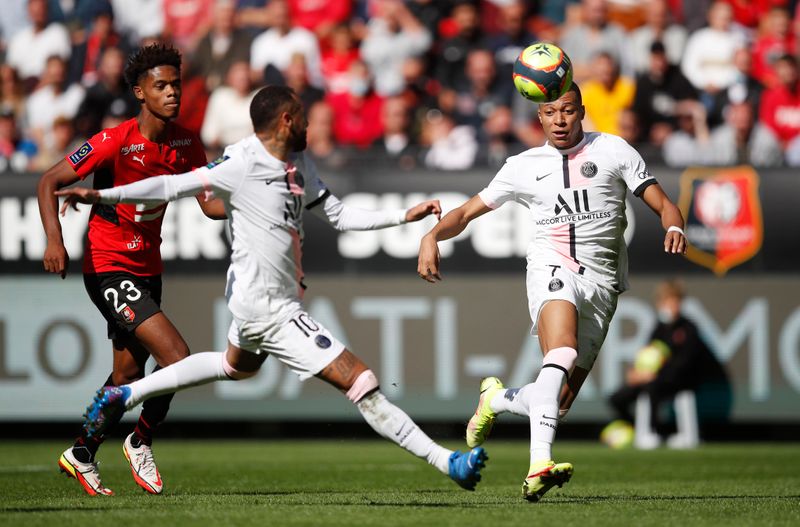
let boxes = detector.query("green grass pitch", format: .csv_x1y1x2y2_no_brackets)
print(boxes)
1,440,798,526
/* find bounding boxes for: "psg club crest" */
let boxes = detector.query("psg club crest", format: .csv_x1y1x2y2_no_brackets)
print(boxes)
678,166,763,276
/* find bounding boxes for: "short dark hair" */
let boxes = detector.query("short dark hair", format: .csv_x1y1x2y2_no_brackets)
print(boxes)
250,85,301,132
567,81,582,105
124,44,182,87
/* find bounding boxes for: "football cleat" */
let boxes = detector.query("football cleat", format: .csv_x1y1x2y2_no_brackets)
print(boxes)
466,377,504,448
522,460,573,502
83,386,131,438
58,447,114,496
448,447,488,491
123,433,163,494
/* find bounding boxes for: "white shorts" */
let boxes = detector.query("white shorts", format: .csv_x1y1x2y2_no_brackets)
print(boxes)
526,263,618,370
226,297,345,380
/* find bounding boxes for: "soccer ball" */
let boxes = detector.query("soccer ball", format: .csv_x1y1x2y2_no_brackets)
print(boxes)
512,42,573,103
600,419,635,449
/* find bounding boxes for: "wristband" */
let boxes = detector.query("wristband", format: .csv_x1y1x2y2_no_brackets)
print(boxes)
667,226,685,236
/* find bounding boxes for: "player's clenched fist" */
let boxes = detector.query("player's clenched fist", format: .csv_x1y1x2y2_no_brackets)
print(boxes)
417,234,442,283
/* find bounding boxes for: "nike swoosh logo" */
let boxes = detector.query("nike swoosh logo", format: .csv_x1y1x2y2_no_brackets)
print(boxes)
394,424,405,437
536,173,552,181
541,415,559,421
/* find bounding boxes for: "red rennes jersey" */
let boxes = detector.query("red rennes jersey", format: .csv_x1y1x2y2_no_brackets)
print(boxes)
66,118,207,275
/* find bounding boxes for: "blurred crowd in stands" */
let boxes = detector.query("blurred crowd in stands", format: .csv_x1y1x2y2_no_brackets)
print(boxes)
2,0,800,173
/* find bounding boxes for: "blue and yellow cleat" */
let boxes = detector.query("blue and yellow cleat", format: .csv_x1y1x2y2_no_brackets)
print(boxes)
83,386,131,438
448,447,488,491
466,377,504,448
522,460,573,502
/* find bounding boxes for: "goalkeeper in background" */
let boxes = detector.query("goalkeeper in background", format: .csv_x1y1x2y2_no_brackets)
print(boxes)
605,279,731,446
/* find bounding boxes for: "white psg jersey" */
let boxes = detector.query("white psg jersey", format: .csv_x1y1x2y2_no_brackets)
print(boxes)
205,135,329,318
479,132,657,292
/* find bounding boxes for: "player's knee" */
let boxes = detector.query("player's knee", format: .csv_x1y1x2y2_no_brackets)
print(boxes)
222,356,258,380
346,369,379,403
542,346,578,377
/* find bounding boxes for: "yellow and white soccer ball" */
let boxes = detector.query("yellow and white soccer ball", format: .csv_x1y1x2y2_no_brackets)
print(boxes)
600,419,635,449
633,340,671,374
512,42,573,103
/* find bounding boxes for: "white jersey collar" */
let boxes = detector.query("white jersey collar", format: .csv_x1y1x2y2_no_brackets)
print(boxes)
546,132,590,156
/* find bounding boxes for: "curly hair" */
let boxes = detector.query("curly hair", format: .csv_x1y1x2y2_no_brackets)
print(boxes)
123,44,182,87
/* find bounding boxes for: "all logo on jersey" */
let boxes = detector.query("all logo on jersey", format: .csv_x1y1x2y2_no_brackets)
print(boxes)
68,142,93,166
315,335,332,349
206,155,229,169
678,166,763,276
555,189,590,215
580,161,598,178
548,278,564,292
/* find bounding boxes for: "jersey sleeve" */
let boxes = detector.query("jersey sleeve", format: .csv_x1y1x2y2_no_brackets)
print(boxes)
613,136,657,197
202,148,248,197
65,128,118,179
99,152,248,205
478,160,517,209
297,153,330,210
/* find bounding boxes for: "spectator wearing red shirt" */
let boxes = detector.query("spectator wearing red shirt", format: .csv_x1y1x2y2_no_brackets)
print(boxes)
288,0,351,42
321,23,359,94
751,7,795,89
759,54,800,146
724,0,788,29
163,0,215,54
326,60,384,148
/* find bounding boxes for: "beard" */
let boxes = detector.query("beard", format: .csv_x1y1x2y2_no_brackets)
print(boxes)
290,128,307,152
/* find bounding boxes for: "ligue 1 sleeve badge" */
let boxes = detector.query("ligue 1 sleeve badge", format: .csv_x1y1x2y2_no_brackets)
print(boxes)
678,166,763,276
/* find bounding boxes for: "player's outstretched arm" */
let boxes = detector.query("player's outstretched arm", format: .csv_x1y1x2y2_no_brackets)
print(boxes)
640,183,687,255
55,170,214,212
417,195,492,282
37,159,82,279
310,193,441,231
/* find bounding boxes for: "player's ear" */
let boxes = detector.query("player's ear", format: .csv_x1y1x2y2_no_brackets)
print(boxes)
132,85,144,104
579,105,586,120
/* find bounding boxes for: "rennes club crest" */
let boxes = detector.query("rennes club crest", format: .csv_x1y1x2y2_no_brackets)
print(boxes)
678,166,763,276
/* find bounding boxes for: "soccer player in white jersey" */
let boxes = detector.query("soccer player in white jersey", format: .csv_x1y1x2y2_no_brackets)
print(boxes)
417,83,687,501
58,85,487,492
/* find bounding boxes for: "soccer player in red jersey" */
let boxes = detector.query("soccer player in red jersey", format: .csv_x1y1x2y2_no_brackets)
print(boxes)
37,44,225,496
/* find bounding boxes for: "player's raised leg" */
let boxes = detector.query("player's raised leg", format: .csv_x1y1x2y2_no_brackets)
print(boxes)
317,349,488,491
519,300,578,501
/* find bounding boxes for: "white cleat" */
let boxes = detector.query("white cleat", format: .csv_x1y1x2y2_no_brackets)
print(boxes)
58,447,114,496
123,433,163,494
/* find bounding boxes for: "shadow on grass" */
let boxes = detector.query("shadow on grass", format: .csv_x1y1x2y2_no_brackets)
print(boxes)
550,495,800,505
2,506,137,513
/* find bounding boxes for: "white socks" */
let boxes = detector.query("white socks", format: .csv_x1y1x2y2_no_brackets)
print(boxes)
126,352,228,408
486,369,567,465
490,386,532,416
356,391,452,474
527,366,567,463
